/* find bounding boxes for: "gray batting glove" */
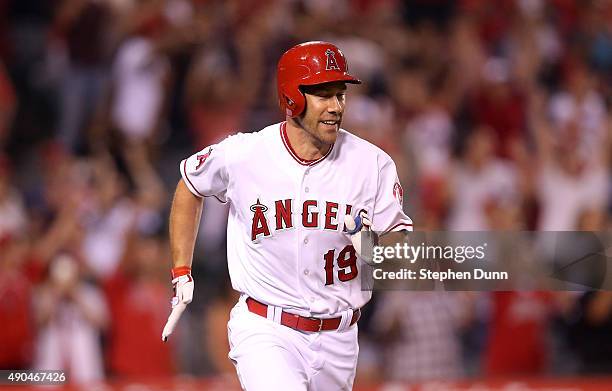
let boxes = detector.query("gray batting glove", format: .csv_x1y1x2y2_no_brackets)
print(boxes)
344,211,376,265
162,273,194,342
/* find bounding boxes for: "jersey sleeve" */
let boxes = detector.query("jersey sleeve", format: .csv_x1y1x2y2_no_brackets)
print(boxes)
180,140,229,203
372,155,413,234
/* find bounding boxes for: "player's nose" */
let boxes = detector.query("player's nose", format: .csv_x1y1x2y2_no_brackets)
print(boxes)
327,96,343,114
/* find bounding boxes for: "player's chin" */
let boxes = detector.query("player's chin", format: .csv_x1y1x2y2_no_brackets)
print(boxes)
318,122,340,141
319,130,338,145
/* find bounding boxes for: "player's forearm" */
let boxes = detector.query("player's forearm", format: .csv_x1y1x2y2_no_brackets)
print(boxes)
169,179,203,268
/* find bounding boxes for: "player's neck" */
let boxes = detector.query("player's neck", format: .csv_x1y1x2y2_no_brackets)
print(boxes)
285,119,331,161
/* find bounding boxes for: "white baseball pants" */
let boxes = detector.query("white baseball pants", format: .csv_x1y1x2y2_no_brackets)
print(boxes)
227,295,359,391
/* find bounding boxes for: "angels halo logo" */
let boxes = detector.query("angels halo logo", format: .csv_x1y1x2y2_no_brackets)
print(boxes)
195,147,213,170
393,182,403,207
325,49,340,71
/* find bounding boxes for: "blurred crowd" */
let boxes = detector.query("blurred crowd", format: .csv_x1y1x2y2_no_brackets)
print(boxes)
0,0,611,386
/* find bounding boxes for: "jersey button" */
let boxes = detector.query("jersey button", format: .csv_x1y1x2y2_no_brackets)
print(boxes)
303,238,308,244
305,187,309,193
309,297,315,303
303,269,310,275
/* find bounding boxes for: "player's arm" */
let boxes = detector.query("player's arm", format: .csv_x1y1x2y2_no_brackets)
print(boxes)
162,179,203,342
163,139,229,341
169,179,203,268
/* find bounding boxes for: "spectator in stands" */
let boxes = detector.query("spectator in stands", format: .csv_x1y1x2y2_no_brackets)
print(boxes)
32,253,108,383
110,7,170,147
51,0,113,153
484,292,554,376
105,231,174,378
531,81,609,231
81,156,136,279
446,125,520,230
0,235,34,369
568,291,612,374
371,291,472,382
468,57,527,160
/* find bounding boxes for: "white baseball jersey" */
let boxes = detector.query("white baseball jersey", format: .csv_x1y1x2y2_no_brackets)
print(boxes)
181,122,412,316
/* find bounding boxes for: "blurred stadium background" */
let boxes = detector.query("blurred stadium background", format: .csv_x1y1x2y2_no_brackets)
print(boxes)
0,0,611,390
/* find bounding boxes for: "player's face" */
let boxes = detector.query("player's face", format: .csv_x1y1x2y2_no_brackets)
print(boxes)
299,81,347,145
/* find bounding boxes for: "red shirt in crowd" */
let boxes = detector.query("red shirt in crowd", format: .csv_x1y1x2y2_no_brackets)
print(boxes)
104,273,174,378
485,292,552,376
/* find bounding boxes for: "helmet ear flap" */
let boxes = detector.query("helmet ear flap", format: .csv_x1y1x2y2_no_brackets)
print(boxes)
280,84,306,117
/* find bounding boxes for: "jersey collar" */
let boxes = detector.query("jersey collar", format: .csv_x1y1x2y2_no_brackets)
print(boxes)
280,121,334,166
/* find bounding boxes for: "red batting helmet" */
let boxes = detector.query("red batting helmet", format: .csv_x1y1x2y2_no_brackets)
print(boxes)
277,41,361,117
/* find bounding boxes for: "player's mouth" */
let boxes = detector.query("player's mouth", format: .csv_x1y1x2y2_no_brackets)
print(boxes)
320,119,340,130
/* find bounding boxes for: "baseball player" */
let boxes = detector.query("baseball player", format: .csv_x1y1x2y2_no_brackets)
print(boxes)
162,41,413,390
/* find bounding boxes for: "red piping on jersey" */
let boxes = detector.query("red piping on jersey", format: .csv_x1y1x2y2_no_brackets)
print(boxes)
182,159,206,197
382,222,413,235
280,122,334,166
181,159,227,204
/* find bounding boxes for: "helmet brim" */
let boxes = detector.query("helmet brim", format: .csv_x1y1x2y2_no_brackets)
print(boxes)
299,72,362,87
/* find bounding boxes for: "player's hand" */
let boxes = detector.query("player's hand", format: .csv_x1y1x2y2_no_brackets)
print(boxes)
344,211,377,265
162,267,194,342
